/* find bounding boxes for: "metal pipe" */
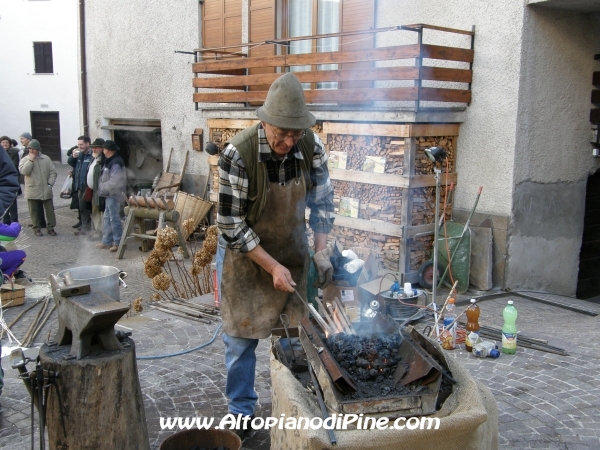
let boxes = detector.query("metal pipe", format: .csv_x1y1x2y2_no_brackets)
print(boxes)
78,0,89,134
431,167,441,309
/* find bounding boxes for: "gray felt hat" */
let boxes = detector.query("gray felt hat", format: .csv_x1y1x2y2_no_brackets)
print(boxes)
27,139,41,151
20,132,33,140
256,73,315,130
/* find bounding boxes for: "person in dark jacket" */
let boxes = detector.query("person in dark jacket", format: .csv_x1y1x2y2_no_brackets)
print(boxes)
0,144,20,398
96,140,127,252
68,136,94,235
0,136,21,224
0,141,20,229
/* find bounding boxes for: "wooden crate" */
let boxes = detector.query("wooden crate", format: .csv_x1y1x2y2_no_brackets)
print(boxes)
1,284,25,308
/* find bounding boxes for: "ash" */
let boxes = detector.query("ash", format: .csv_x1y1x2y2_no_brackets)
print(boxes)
326,332,430,399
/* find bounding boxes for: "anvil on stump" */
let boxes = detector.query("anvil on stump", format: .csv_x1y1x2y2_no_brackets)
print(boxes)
50,274,130,360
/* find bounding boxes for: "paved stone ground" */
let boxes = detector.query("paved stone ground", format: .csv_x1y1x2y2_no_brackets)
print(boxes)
1,163,600,449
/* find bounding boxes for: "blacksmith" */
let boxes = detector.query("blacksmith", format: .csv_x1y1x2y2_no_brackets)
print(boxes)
216,72,335,438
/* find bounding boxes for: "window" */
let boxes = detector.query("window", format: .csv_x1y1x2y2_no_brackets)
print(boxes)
288,0,340,89
33,42,53,73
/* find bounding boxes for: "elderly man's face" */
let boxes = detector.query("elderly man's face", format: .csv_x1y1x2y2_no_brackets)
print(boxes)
20,136,30,147
1,140,10,150
28,147,40,157
263,123,305,157
78,139,90,153
91,146,103,156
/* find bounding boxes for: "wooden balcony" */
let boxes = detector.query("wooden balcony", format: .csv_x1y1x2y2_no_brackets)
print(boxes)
192,24,474,111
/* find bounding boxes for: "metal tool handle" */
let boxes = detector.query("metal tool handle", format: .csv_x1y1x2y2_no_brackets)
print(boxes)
279,314,297,361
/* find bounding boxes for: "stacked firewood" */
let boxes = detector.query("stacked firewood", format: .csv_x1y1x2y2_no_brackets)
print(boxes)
327,134,396,171
332,180,402,222
411,235,434,271
412,186,451,226
415,136,456,174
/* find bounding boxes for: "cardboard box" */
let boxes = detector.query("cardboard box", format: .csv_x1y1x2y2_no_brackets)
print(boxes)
323,247,379,322
1,284,25,308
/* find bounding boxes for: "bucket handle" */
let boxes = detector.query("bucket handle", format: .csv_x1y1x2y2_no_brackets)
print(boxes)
119,271,128,288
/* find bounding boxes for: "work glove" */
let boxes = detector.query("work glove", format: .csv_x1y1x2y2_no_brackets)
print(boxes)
312,247,334,289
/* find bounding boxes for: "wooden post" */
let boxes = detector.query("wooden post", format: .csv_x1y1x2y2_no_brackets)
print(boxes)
40,339,150,450
399,137,417,278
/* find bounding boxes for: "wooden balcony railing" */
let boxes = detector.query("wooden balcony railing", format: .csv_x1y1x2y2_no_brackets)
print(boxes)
192,24,474,111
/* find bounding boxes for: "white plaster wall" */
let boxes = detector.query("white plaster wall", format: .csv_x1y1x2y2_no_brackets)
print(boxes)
376,0,526,218
514,9,600,184
506,8,600,296
0,0,80,162
84,0,205,176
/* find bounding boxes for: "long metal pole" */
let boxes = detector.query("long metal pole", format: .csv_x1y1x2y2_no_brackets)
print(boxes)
432,167,441,309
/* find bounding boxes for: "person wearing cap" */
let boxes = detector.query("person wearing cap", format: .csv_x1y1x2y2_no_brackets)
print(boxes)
0,136,21,224
86,138,106,240
18,139,57,236
96,140,126,252
216,72,335,436
19,132,47,228
68,136,94,235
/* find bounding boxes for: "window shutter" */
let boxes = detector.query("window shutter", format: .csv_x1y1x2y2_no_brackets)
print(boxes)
34,43,44,73
33,42,53,73
202,0,242,52
43,43,53,73
249,0,276,93
340,0,375,91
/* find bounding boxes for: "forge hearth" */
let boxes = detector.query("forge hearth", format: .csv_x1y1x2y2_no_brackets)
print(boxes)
298,317,449,417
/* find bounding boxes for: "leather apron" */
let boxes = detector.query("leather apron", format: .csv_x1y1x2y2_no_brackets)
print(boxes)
221,165,309,339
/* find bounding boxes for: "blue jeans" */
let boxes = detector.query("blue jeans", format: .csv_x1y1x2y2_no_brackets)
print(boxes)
222,333,259,416
101,197,123,246
217,236,258,416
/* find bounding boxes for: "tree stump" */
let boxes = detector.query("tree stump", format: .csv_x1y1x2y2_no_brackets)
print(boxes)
39,338,150,450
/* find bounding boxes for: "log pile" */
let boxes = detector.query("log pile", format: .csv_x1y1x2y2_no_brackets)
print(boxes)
207,121,458,274
411,235,434,272
333,181,402,223
411,186,452,226
415,136,456,174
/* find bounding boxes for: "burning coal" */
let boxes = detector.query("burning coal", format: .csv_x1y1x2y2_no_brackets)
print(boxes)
326,332,402,382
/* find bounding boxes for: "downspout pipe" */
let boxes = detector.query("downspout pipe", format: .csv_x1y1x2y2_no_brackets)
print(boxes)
79,0,89,134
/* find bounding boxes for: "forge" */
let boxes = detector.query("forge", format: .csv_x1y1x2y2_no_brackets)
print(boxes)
270,315,499,450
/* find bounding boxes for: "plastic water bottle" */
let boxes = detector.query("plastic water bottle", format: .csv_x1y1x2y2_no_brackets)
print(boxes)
502,300,518,355
465,298,480,352
343,258,364,274
442,298,456,347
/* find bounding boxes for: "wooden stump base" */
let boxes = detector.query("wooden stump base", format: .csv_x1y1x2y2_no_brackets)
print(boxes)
39,338,150,450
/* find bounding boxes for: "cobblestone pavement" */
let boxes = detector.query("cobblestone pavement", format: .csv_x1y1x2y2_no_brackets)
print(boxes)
1,164,600,449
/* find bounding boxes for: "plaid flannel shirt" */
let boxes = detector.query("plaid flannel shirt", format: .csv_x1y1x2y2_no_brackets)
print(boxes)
218,124,334,252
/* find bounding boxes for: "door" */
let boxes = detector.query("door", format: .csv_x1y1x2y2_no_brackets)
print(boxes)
577,170,600,299
30,112,61,161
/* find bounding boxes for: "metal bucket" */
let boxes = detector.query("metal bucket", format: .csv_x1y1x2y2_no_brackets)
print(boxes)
159,428,241,450
57,265,126,301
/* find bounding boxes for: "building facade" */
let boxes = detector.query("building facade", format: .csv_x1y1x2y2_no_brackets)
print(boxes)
82,0,600,297
0,0,80,162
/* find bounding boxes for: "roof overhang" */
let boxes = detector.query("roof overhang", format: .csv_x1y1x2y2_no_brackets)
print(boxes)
527,0,600,13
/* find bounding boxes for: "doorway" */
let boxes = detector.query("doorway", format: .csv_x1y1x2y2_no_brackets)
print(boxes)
30,111,61,161
577,170,600,299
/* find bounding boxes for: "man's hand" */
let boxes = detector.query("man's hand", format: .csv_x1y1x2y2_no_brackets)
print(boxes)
270,264,296,293
313,247,334,289
27,153,36,161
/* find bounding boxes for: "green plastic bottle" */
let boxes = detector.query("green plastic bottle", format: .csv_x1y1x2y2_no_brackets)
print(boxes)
501,300,518,354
